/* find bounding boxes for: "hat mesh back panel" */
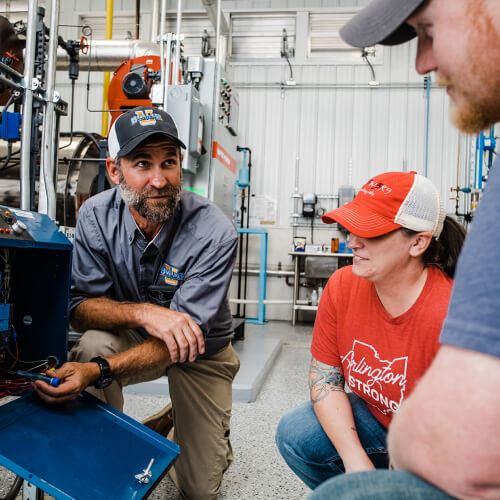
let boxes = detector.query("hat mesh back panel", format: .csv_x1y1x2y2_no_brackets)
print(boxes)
394,175,446,237
108,124,119,159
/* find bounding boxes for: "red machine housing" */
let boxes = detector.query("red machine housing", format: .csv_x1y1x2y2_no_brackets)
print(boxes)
107,55,161,126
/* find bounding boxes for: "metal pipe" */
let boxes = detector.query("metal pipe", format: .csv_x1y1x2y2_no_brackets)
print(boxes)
57,40,160,72
101,0,114,137
150,0,160,42
200,0,230,35
233,82,443,90
0,74,25,94
215,0,223,67
39,0,59,219
208,0,222,199
159,0,167,106
163,33,172,109
20,0,38,210
0,75,66,111
173,0,182,86
292,157,299,238
0,61,23,81
232,269,295,277
229,299,293,305
291,193,338,199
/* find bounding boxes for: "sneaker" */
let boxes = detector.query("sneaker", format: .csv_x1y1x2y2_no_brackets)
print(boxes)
142,402,173,437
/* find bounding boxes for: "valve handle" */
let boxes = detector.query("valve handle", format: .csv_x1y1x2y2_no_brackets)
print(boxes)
80,36,89,55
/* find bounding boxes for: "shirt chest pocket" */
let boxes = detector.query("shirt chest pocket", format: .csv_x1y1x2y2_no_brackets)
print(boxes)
147,284,178,308
150,262,185,307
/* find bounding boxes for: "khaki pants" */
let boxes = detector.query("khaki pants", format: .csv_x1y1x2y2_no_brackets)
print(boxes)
70,329,240,500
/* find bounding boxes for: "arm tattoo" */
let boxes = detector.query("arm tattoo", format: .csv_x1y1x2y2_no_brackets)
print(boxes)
309,358,345,405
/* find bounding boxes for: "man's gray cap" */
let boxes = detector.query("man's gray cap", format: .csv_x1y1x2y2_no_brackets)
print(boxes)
340,0,426,48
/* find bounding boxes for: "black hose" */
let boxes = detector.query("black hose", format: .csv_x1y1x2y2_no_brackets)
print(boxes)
59,79,76,150
0,474,23,500
0,141,12,170
362,52,377,83
59,131,100,150
285,53,293,81
2,93,14,113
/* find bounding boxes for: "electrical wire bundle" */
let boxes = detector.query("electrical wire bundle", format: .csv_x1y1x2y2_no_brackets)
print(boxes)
0,372,31,398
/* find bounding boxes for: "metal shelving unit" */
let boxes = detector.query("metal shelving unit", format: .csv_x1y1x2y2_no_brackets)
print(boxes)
289,251,353,326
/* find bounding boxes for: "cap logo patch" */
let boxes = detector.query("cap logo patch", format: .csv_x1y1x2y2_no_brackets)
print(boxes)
130,109,163,127
360,180,392,197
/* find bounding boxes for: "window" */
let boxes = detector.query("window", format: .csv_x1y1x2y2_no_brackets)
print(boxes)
309,13,356,56
229,13,295,60
79,13,139,40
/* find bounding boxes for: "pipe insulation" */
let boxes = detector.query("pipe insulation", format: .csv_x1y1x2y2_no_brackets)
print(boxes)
56,40,160,72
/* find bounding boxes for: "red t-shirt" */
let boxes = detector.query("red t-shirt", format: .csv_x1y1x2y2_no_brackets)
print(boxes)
311,265,452,429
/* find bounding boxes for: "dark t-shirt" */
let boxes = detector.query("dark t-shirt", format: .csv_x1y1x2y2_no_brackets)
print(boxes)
440,157,500,357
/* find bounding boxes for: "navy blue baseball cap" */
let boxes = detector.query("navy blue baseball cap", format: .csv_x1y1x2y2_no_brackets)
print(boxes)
340,0,425,48
108,106,186,158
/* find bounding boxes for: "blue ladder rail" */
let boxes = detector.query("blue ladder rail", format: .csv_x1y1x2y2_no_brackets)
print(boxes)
237,228,268,324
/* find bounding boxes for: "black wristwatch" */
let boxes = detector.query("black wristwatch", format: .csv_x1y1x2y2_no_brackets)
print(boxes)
90,356,113,389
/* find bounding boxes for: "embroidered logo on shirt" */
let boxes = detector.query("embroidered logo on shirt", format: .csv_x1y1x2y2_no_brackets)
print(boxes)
342,340,407,415
130,109,163,127
160,263,184,286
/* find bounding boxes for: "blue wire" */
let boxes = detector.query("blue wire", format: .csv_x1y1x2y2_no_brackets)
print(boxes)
425,76,431,177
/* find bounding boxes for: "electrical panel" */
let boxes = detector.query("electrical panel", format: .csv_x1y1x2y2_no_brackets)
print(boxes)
166,84,203,174
0,206,72,397
181,60,240,220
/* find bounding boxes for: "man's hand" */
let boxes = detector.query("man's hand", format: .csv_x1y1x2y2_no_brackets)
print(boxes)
32,362,99,404
140,304,205,363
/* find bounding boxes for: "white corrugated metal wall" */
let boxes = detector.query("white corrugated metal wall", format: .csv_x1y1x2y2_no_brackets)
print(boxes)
0,0,472,321
221,3,468,321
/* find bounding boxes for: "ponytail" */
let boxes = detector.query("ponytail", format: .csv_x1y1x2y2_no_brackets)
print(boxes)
403,216,465,278
423,216,466,278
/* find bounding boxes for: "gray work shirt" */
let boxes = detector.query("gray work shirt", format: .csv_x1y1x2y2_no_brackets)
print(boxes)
70,187,238,357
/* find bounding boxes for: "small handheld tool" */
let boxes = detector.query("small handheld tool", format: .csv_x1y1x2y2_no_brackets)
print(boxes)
1,368,60,387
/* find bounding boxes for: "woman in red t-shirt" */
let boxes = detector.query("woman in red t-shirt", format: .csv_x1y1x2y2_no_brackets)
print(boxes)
276,171,465,490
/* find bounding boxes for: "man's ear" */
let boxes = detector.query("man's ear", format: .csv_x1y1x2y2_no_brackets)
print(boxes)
106,158,120,186
409,232,433,257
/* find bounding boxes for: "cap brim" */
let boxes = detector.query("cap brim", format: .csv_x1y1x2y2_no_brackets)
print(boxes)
322,201,401,238
118,130,186,158
339,0,424,48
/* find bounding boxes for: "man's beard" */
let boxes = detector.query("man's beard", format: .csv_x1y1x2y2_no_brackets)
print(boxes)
444,78,500,135
119,173,182,223
442,4,500,134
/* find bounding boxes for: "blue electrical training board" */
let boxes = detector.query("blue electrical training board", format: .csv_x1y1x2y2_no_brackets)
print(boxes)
0,392,180,499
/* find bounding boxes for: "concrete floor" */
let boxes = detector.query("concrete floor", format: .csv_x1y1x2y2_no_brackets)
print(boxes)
0,321,314,500
123,321,313,499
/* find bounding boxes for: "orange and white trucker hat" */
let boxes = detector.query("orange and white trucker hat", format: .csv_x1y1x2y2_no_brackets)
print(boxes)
322,171,446,238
